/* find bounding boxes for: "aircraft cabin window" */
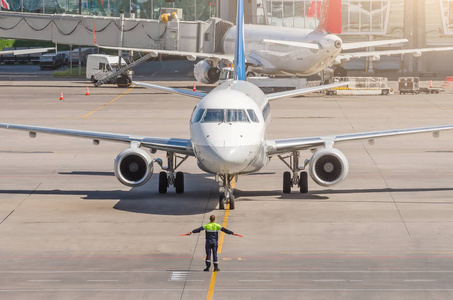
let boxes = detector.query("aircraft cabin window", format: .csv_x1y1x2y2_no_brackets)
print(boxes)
192,109,205,123
201,109,225,123
247,109,259,122
226,109,249,122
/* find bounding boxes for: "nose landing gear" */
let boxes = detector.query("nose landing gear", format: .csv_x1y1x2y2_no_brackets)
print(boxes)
217,174,236,210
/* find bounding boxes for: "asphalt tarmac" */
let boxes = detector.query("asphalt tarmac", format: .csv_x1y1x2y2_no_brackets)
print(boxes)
1,65,453,299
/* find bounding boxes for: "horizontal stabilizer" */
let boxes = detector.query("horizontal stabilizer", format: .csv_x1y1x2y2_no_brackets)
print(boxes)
262,39,320,50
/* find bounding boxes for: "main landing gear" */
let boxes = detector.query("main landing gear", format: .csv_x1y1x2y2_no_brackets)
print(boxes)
216,174,236,210
156,152,188,194
278,151,309,193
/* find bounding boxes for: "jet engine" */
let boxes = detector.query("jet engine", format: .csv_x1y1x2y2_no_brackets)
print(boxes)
308,148,349,187
114,148,154,187
194,60,220,84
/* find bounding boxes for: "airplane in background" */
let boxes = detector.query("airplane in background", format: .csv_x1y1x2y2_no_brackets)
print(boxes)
0,47,55,56
93,0,453,85
2,0,453,210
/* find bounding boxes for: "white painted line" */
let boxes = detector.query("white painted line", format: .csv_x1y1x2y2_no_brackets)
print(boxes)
349,280,364,282
87,280,119,282
313,279,346,282
403,279,436,282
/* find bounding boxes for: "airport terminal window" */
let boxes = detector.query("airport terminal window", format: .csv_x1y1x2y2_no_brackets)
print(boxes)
226,109,249,123
201,109,224,123
342,0,390,34
1,0,218,20
263,0,389,33
247,109,259,123
441,0,453,34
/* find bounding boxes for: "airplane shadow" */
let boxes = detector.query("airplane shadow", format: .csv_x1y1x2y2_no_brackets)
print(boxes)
0,172,218,216
235,187,453,203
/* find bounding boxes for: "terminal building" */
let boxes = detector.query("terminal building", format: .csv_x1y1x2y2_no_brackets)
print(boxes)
1,0,453,75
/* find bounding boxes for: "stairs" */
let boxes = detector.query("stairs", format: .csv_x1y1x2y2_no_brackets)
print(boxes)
93,52,153,87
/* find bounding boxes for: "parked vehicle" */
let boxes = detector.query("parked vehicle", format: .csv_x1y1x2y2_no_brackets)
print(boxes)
86,54,131,86
398,77,420,94
39,52,66,70
68,47,98,66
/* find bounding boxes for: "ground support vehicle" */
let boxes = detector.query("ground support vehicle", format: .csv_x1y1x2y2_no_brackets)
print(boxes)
398,77,420,94
327,77,391,95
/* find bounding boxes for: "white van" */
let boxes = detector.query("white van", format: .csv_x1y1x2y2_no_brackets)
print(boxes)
86,54,127,83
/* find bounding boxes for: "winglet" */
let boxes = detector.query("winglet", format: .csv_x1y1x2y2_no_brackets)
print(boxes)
233,0,246,81
317,0,342,34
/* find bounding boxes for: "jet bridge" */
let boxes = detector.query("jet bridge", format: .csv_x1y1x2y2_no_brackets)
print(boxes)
0,11,232,55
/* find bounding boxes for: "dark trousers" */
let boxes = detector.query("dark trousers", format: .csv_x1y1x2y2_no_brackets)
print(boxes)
205,242,218,268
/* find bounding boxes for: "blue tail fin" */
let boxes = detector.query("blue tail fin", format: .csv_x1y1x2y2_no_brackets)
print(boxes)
233,0,246,81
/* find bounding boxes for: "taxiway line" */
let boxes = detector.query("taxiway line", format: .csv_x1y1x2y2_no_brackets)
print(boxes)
81,86,134,119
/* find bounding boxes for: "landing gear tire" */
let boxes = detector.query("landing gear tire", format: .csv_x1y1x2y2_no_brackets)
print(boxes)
299,171,308,193
116,74,131,88
158,172,168,194
175,171,184,194
219,195,225,210
229,195,235,210
283,171,292,193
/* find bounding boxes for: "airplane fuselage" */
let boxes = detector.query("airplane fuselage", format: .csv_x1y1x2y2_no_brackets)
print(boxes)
190,80,270,175
222,25,343,76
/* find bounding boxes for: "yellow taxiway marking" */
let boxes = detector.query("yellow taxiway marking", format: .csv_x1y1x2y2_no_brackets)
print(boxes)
81,86,134,119
207,177,236,300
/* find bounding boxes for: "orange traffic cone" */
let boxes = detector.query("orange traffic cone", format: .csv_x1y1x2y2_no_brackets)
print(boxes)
430,80,433,88
59,90,64,100
86,86,90,96
193,83,196,92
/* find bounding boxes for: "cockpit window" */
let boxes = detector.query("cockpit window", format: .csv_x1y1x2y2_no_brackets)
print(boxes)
200,109,253,123
247,109,259,122
226,109,249,122
201,109,224,122
192,109,205,123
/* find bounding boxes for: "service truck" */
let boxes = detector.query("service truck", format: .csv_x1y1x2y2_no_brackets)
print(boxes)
86,54,132,87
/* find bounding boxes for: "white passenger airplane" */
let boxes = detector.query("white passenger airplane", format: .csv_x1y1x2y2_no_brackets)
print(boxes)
0,47,55,56
93,0,453,84
2,0,453,210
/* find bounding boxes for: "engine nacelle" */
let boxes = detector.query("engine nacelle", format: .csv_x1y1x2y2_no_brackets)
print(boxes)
308,148,349,187
194,60,220,84
114,148,153,187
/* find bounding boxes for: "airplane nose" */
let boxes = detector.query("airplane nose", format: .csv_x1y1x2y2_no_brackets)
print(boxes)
203,140,260,173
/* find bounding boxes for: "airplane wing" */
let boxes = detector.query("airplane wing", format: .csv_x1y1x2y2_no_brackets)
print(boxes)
95,43,233,63
338,47,453,62
341,39,408,50
266,125,453,155
266,81,348,101
132,81,207,99
261,39,407,50
0,47,55,55
0,123,194,155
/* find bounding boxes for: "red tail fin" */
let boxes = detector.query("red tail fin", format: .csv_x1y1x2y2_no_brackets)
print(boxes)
317,0,342,34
